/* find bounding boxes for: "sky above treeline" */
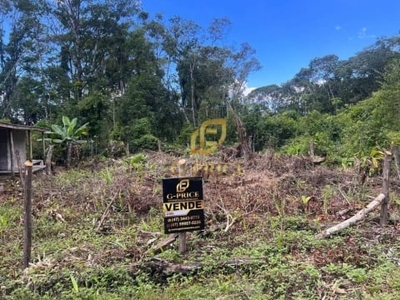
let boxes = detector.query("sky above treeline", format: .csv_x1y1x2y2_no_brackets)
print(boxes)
142,0,400,90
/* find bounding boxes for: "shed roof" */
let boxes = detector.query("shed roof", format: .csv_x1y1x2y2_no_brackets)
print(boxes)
0,122,47,132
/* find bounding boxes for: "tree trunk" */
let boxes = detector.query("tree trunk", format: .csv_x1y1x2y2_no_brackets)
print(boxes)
190,62,196,127
66,141,72,169
392,145,400,181
380,151,392,226
227,101,252,160
45,145,54,175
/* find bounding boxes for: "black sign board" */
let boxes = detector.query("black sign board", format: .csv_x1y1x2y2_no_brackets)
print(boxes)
162,177,204,234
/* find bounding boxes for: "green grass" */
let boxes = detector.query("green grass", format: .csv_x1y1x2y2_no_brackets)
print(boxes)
1,156,400,299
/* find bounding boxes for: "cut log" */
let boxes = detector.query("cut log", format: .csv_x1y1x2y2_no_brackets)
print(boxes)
316,193,385,238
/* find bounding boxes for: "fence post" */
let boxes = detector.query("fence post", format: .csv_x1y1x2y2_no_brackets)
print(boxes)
380,151,392,226
23,160,33,269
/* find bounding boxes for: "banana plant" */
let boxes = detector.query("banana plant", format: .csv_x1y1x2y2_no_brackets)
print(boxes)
44,116,89,168
358,147,385,176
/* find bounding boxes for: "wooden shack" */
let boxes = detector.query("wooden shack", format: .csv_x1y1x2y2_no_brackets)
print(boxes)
0,122,47,174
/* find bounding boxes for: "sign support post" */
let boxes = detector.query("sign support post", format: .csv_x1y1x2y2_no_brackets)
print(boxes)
177,159,187,254
162,159,205,255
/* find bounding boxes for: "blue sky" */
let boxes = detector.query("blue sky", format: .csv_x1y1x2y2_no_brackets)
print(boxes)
142,0,400,89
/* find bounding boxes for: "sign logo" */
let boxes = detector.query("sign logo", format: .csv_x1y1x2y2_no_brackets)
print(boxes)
176,179,190,193
190,119,227,154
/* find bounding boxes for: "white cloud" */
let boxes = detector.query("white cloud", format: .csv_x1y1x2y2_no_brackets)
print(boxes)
358,27,376,39
358,27,367,39
243,86,256,96
227,81,257,98
335,25,342,31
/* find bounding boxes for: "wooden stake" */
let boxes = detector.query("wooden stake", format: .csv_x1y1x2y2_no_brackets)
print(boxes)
23,160,33,269
380,151,392,226
178,232,187,254
177,159,187,254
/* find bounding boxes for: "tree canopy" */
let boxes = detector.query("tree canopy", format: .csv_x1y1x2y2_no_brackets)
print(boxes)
1,0,400,165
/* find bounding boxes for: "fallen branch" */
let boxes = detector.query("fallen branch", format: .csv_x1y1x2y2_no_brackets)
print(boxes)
337,186,351,206
336,208,353,218
146,234,179,255
216,203,237,232
316,193,385,238
95,192,119,232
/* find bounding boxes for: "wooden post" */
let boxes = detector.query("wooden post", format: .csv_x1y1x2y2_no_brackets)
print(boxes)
380,151,392,226
392,145,400,181
177,159,187,254
9,130,15,178
23,160,33,269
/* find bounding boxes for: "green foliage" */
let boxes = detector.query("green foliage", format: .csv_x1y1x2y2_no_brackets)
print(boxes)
132,134,159,152
125,153,147,171
45,116,89,145
78,92,111,144
176,122,195,147
261,111,299,149
0,204,19,235
2,156,400,299
70,274,79,294
282,136,311,155
41,116,89,167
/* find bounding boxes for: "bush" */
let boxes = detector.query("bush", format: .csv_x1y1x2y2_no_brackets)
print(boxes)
131,134,159,151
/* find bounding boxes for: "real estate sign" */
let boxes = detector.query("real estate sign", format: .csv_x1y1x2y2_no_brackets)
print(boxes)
162,177,205,234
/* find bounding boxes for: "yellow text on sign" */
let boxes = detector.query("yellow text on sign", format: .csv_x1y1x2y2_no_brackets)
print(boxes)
190,119,227,154
166,191,200,200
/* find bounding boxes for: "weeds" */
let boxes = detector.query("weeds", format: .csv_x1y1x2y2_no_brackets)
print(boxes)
1,153,400,299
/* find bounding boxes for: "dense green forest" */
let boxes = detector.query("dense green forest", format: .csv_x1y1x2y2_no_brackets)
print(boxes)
1,0,400,164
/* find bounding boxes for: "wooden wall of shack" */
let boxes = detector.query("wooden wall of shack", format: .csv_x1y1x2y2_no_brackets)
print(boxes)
0,123,46,175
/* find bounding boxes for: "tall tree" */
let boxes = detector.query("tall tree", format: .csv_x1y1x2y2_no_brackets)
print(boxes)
48,0,140,103
224,43,261,159
0,0,49,122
